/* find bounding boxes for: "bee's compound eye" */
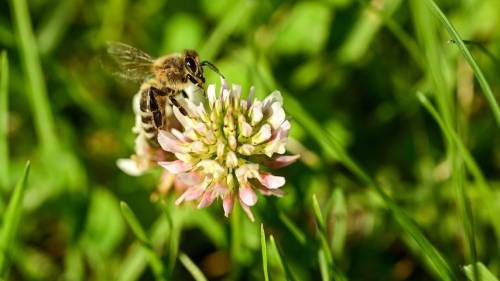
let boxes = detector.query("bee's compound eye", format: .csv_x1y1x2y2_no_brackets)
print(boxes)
185,57,196,72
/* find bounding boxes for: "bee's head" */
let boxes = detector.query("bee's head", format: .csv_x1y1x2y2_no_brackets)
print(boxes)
183,50,224,88
183,50,204,85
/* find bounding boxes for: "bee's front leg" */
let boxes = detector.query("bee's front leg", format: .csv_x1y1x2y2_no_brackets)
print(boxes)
168,95,188,116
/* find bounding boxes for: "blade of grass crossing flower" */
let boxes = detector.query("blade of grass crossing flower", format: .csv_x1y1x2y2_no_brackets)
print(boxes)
418,92,500,245
120,202,167,281
278,212,306,245
179,252,208,281
464,263,499,281
0,51,8,189
8,0,58,151
260,224,270,281
426,0,500,126
269,235,298,281
0,161,30,276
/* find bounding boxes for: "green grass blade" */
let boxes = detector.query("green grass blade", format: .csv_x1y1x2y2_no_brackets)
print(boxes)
464,262,499,281
0,51,8,189
260,224,270,281
269,235,298,281
0,161,30,276
37,0,82,55
116,216,169,281
9,0,58,151
120,201,166,281
278,212,306,245
326,188,347,258
453,158,478,281
318,249,329,281
200,0,256,61
179,252,208,281
426,0,500,126
418,92,500,244
312,194,326,232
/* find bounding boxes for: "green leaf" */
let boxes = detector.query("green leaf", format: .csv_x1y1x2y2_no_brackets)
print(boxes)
179,252,208,281
120,201,167,281
84,190,126,255
0,51,8,189
0,161,30,276
260,224,269,281
463,263,499,281
426,0,500,126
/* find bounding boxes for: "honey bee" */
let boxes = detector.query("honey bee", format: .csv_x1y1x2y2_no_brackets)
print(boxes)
106,42,223,146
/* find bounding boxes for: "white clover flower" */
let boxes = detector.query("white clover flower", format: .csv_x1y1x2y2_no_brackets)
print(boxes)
157,80,299,221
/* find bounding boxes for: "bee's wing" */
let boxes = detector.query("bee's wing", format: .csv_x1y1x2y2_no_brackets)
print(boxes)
106,42,155,81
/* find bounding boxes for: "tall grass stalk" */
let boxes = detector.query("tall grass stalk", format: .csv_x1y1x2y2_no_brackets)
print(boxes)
9,0,58,151
0,52,8,189
426,0,500,126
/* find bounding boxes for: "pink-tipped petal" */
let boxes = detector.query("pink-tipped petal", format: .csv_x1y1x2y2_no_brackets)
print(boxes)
265,155,300,169
239,199,255,222
158,160,192,174
175,187,204,205
157,130,189,153
239,185,258,206
197,190,216,209
258,173,285,189
223,192,234,217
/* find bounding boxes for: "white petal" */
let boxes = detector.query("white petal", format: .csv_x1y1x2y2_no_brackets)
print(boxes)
225,151,238,168
250,101,263,125
268,102,286,129
117,159,145,176
207,84,217,107
238,144,255,155
252,124,272,145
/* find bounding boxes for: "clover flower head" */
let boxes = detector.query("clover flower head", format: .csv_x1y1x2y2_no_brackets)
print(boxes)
157,80,299,221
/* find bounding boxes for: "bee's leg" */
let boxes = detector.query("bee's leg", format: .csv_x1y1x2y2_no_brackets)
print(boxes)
181,90,188,99
187,74,205,96
169,95,188,116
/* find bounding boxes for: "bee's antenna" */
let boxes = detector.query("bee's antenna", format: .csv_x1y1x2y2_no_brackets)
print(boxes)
201,61,225,79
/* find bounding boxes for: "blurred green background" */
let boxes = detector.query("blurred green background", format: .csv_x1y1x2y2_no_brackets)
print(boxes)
1,0,500,280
